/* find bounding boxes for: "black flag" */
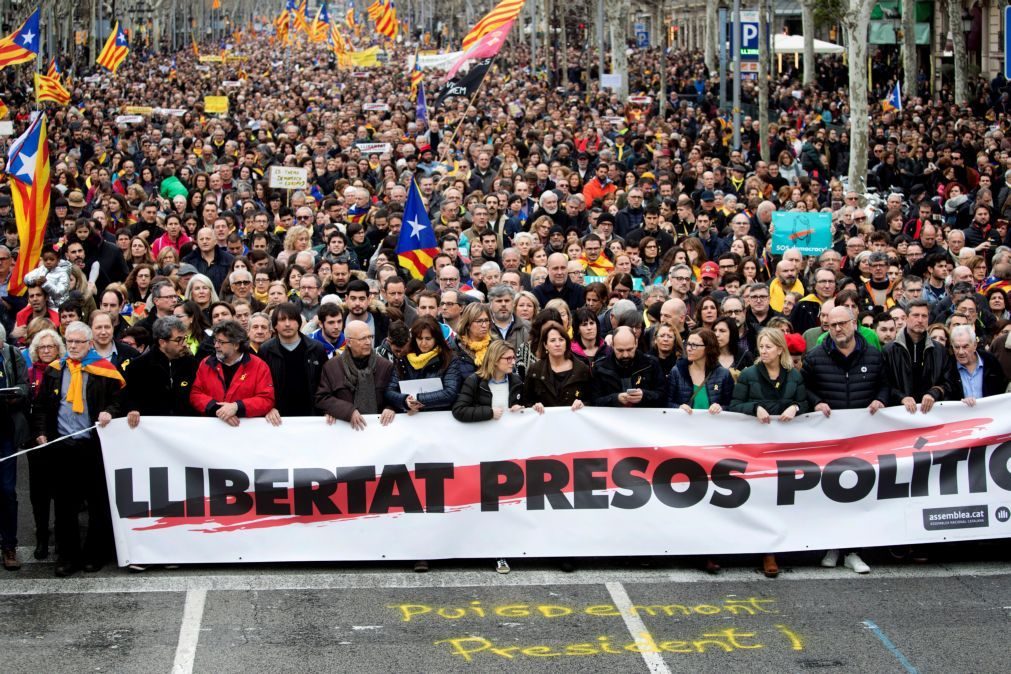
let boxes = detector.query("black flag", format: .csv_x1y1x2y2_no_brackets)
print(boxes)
435,57,493,108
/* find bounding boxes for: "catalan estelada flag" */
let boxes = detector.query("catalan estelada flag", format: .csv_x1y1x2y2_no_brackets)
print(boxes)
881,81,902,112
34,72,71,105
396,179,438,280
311,3,331,43
462,0,524,51
46,57,61,80
97,21,130,73
192,32,200,57
346,1,358,29
376,0,398,40
0,7,41,69
367,0,383,21
294,0,310,33
6,112,51,297
410,52,423,99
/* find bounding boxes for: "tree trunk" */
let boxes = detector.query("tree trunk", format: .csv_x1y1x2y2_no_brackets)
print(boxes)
559,0,569,87
844,0,874,194
948,0,969,105
801,0,816,86
758,0,770,162
901,0,916,97
605,0,629,98
704,1,717,73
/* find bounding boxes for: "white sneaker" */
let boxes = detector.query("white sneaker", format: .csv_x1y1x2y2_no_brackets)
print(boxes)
844,552,870,574
821,549,840,567
495,558,510,574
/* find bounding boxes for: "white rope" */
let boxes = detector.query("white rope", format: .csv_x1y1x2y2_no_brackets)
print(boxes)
0,425,99,463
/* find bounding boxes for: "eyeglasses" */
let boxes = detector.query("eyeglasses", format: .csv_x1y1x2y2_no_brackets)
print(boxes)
685,342,705,350
440,301,458,307
164,336,187,344
473,318,491,324
827,320,853,330
751,294,770,300
672,275,691,282
37,344,57,351
723,308,744,315
232,280,252,286
65,339,89,345
499,355,517,361
213,339,233,347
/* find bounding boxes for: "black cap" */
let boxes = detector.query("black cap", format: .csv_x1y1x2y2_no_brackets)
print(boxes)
700,190,715,201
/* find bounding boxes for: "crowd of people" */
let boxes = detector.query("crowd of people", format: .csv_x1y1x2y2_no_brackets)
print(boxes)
0,32,1009,579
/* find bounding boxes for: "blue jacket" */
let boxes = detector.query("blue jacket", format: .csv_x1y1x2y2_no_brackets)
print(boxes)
666,359,735,409
385,353,462,412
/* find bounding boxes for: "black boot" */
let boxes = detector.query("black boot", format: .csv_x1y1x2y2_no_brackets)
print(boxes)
33,532,49,561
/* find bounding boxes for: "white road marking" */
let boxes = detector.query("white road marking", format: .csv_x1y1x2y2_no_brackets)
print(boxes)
606,581,672,674
170,589,207,674
1,562,1008,595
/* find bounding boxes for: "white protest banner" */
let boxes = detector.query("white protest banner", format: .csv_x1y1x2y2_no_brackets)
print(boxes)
114,115,145,125
155,108,188,117
0,121,14,136
355,142,392,154
222,80,243,88
600,73,622,90
267,166,308,190
413,51,465,70
83,75,102,84
362,103,391,112
100,398,1011,566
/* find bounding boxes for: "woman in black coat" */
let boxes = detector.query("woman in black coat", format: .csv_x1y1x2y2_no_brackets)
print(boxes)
452,339,524,423
385,316,462,414
524,321,594,411
451,339,524,575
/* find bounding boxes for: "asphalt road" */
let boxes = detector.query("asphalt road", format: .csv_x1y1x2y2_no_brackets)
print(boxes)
2,456,1011,673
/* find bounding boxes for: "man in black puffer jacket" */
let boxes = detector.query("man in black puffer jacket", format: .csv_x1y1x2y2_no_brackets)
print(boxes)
803,306,890,415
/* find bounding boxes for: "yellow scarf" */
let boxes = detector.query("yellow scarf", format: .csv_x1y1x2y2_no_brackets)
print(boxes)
407,348,441,370
50,354,126,414
461,335,491,366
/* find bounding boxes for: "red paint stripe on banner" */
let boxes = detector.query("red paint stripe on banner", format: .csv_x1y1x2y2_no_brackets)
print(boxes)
132,418,1009,533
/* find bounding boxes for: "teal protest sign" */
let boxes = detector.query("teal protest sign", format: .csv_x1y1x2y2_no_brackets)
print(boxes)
770,212,832,255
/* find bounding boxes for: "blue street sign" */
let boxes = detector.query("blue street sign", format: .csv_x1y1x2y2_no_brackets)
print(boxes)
634,22,649,48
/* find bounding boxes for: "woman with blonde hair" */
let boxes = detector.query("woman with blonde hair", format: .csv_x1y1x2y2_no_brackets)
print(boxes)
730,327,809,578
451,338,524,575
277,225,314,266
25,328,66,559
453,302,495,380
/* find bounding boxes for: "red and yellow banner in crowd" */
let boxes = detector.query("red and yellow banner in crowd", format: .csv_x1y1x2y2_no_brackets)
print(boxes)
100,397,1011,566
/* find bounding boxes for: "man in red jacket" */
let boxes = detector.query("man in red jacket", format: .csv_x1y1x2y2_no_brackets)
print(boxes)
190,319,277,425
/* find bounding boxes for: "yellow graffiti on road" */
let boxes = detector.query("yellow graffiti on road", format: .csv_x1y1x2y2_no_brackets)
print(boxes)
391,597,778,622
434,627,799,662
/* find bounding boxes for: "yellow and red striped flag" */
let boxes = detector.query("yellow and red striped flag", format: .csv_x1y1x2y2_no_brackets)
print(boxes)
6,113,51,296
46,57,60,80
96,22,130,73
191,32,200,57
366,0,383,21
462,0,525,51
376,0,398,40
34,72,70,105
0,97,8,119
